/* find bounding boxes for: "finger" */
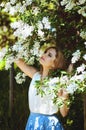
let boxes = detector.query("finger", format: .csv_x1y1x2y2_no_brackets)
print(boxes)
58,88,63,96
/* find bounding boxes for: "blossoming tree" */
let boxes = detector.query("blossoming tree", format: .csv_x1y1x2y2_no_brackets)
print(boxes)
0,0,86,129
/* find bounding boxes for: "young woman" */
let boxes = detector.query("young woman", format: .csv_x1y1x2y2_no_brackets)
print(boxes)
15,46,69,130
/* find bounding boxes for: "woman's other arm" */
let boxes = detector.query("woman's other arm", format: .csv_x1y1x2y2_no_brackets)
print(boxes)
58,88,69,117
15,59,38,78
59,102,69,117
59,64,73,117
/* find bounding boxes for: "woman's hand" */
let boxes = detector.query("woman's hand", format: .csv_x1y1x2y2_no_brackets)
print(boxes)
58,88,69,100
57,88,69,117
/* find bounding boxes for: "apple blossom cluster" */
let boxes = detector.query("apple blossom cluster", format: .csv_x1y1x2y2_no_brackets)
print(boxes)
35,64,86,96
71,50,81,64
78,6,86,17
0,0,86,87
10,20,34,39
71,41,86,64
10,16,51,41
15,72,26,84
61,0,86,11
1,0,33,15
0,47,7,61
61,0,86,42
0,0,56,73
35,69,86,107
80,31,86,40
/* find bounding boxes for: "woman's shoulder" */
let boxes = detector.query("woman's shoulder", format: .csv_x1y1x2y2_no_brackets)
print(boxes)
32,71,41,79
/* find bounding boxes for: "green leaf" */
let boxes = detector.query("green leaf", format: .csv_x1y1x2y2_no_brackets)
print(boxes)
0,60,5,70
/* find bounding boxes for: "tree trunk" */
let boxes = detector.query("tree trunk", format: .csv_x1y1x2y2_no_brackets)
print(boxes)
84,95,86,130
9,63,14,116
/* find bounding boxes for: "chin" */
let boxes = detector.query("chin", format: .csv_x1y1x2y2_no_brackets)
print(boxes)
39,60,44,66
39,58,44,64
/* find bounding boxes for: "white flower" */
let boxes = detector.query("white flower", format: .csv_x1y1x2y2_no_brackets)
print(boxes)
12,43,24,55
65,2,76,10
77,0,86,5
42,17,51,29
48,77,59,87
27,56,35,65
11,20,34,39
25,0,32,6
30,42,40,56
80,31,86,40
0,2,5,7
15,2,22,12
0,47,7,61
51,28,56,32
12,40,30,60
9,6,17,15
3,2,11,12
66,82,78,94
38,29,44,37
19,4,26,14
61,0,76,10
60,0,68,6
84,42,86,45
15,72,26,84
10,20,23,29
3,2,18,15
78,6,86,17
83,54,86,60
30,48,39,56
33,41,40,48
71,50,81,63
12,43,21,52
21,24,34,38
32,7,40,15
76,64,86,73
3,26,8,32
70,72,86,82
37,21,43,30
84,42,86,47
60,75,69,85
5,55,15,70
10,0,17,5
75,73,86,82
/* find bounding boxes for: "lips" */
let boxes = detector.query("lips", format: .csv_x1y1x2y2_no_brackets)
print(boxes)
41,56,45,61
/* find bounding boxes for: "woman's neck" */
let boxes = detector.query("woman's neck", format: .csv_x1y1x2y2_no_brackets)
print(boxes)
41,67,49,79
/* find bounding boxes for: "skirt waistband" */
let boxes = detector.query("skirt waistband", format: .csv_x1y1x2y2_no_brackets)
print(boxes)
30,112,58,117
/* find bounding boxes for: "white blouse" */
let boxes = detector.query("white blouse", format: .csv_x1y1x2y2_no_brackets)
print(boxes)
28,72,58,115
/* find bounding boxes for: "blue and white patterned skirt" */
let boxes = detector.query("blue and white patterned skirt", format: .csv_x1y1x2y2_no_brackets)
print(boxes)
25,112,64,130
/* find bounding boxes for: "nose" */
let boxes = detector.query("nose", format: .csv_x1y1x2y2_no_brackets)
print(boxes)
42,53,47,58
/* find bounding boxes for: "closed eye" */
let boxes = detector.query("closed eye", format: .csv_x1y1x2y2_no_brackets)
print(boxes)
44,50,47,54
48,52,52,57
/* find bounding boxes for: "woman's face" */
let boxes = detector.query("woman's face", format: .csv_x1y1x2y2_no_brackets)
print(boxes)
39,48,56,69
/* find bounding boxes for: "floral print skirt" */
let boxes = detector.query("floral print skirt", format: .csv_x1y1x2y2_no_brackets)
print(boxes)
25,112,64,130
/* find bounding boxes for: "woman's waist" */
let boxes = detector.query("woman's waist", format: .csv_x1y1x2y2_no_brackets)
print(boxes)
29,104,58,115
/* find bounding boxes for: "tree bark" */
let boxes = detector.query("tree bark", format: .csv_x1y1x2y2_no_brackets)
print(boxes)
9,63,14,116
84,95,86,130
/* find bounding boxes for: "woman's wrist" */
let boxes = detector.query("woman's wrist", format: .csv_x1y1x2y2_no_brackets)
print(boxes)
57,96,70,109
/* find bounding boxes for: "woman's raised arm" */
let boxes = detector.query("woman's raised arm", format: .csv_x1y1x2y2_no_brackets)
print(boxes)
15,59,38,78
